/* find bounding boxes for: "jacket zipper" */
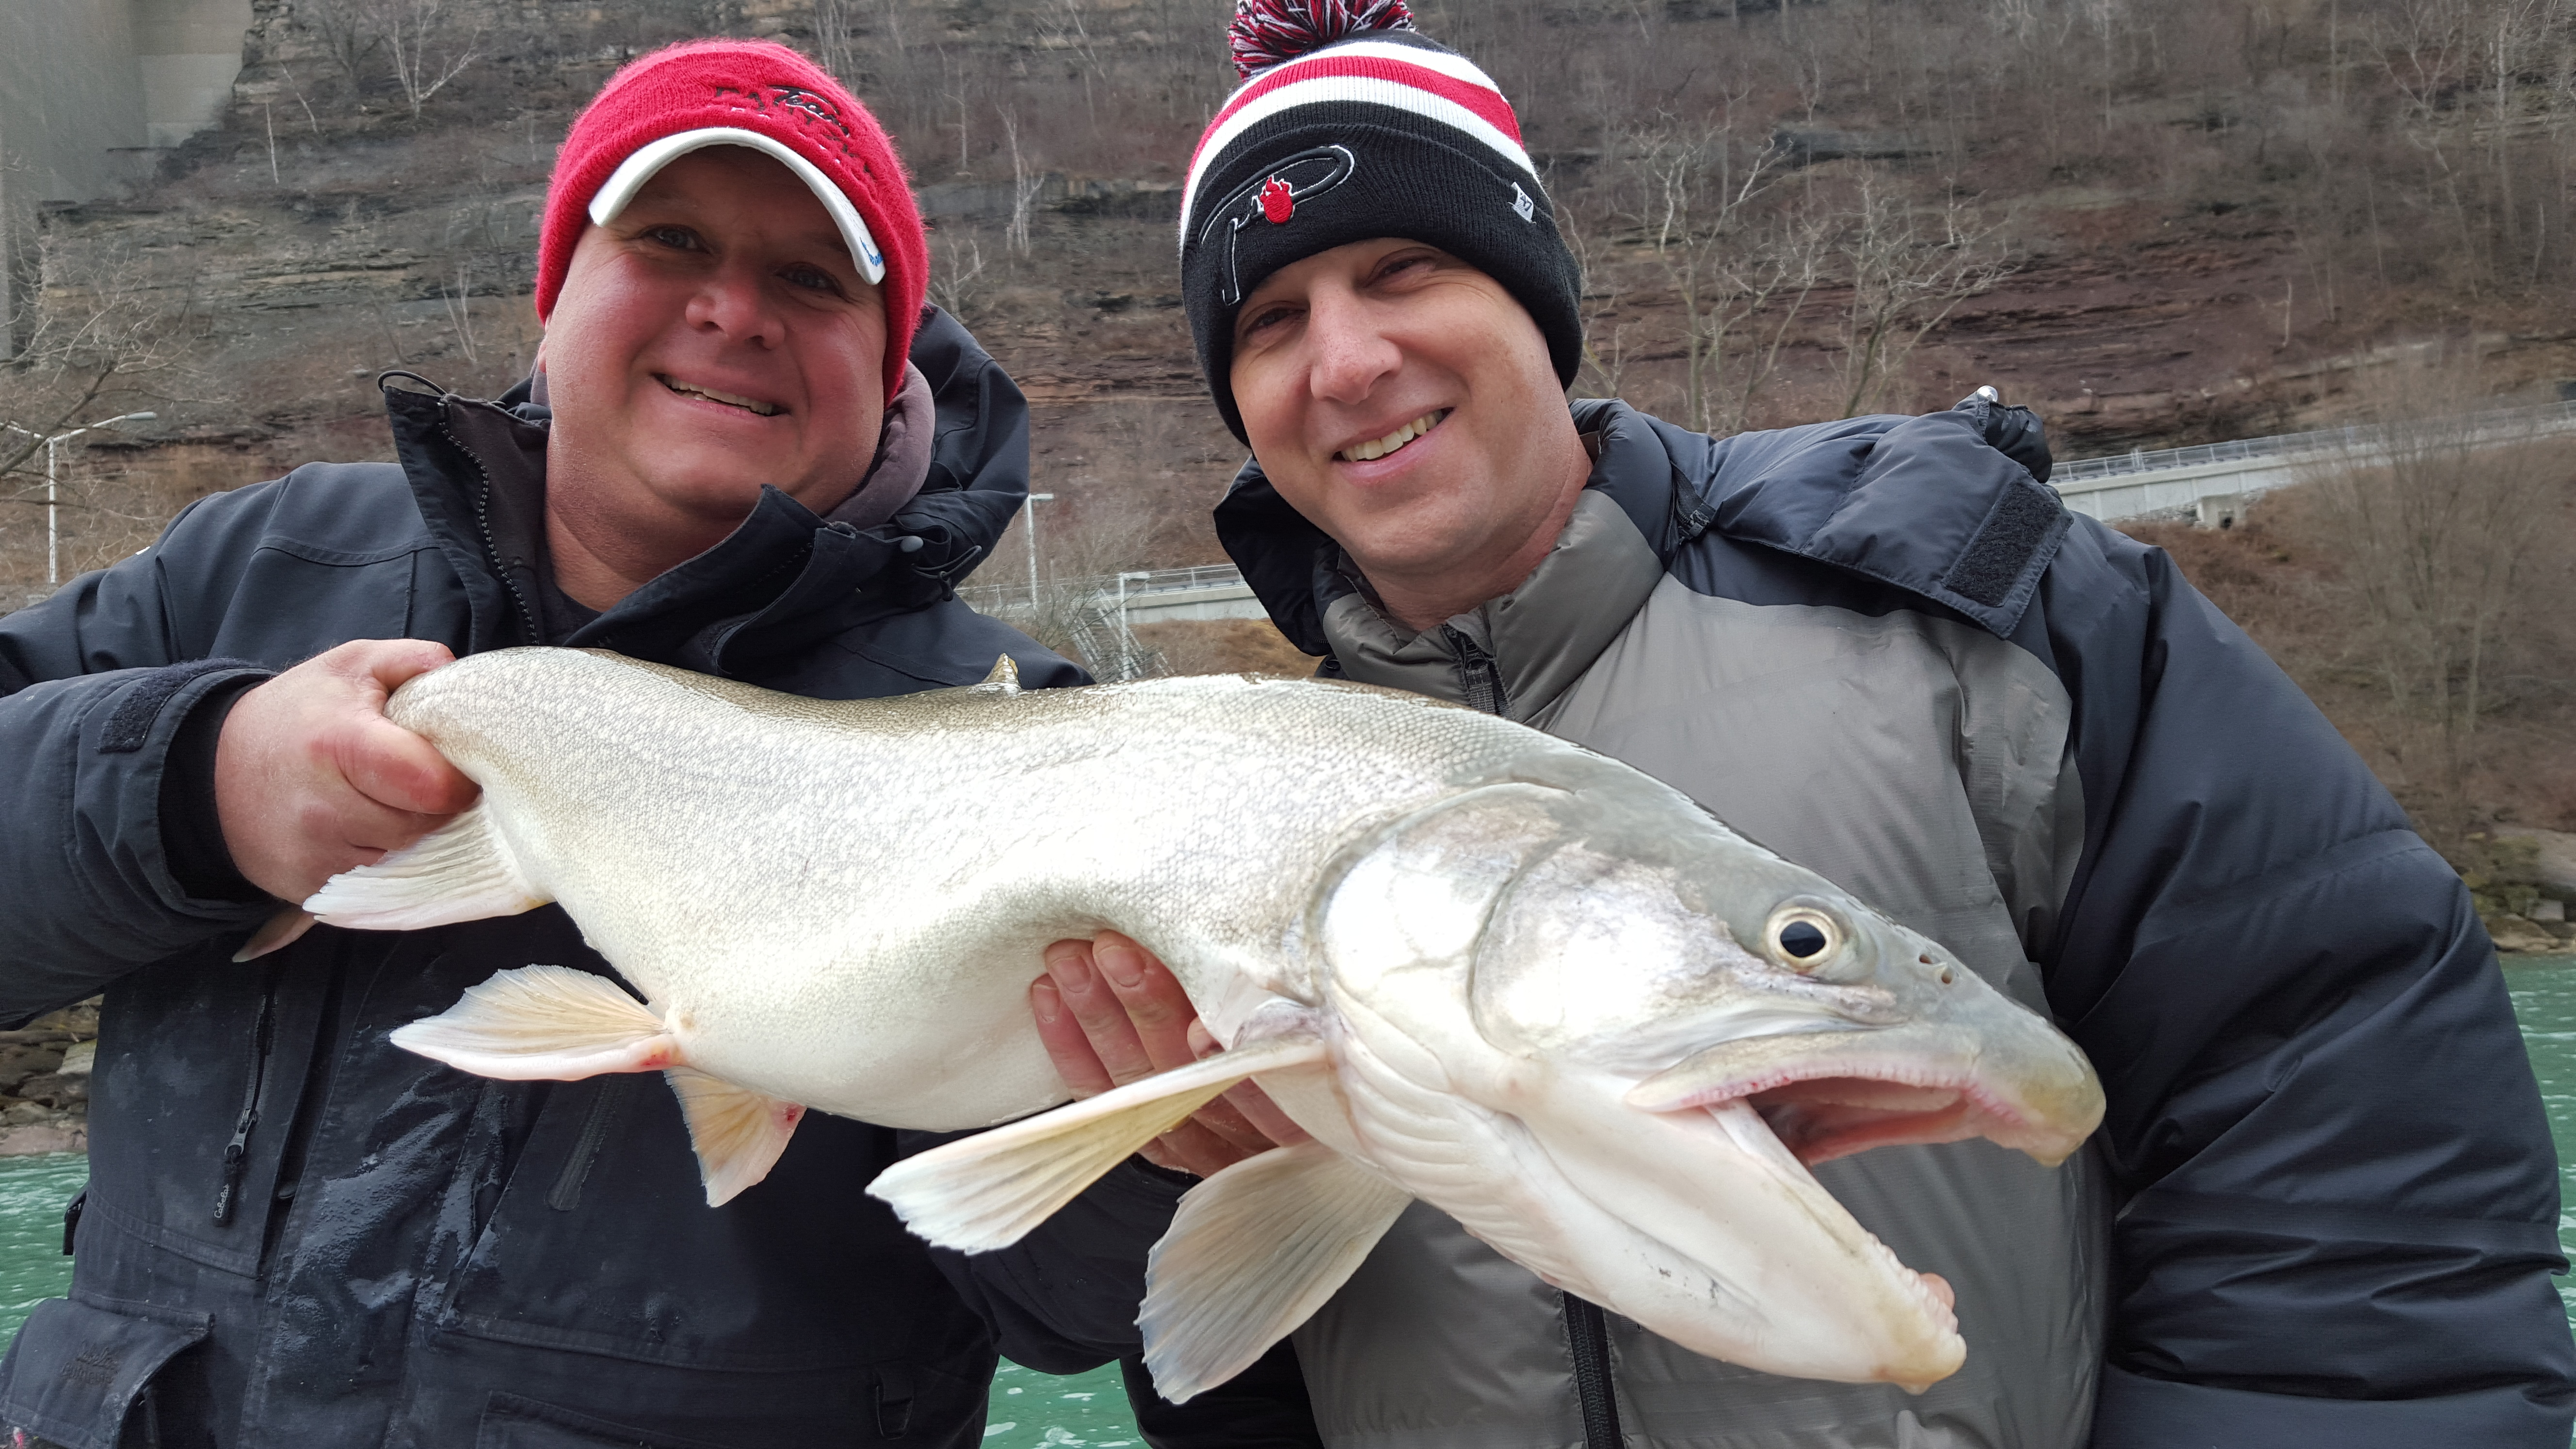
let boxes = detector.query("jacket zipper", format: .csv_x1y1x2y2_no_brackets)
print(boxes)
436,405,540,648
1448,634,1617,1442
1562,1294,1625,1449
213,961,285,1224
1442,626,1512,717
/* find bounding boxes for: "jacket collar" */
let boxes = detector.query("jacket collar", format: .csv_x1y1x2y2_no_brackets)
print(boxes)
1215,396,2066,697
1215,401,1702,718
378,305,1030,678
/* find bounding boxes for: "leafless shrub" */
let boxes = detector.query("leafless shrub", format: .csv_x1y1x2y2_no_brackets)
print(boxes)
927,231,992,324
0,242,220,601
2292,361,2570,837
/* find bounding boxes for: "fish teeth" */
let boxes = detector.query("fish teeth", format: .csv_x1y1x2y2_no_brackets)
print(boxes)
1338,409,1448,463
662,376,781,417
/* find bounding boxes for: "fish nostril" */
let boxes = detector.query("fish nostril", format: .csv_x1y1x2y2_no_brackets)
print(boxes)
1937,967,1954,985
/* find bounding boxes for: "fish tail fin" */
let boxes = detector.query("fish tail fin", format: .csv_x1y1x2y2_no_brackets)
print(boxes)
665,1066,807,1206
305,802,550,930
390,964,676,1080
1143,1142,1412,1403
867,1035,1329,1254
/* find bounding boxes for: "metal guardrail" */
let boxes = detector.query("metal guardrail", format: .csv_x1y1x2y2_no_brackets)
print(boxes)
963,398,2576,608
2052,398,2576,483
958,562,1253,612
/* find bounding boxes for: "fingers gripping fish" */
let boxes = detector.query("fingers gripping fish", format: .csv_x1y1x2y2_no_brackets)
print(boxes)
308,647,2105,1402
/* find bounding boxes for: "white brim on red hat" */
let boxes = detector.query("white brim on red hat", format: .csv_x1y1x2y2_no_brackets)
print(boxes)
588,126,888,286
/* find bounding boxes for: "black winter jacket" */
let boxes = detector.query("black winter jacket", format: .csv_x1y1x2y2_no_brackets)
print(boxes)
0,309,1189,1449
1218,396,2576,1448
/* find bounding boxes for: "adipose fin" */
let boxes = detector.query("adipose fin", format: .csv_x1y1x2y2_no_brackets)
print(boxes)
1142,1142,1413,1403
304,802,549,930
867,1035,1329,1254
389,964,676,1080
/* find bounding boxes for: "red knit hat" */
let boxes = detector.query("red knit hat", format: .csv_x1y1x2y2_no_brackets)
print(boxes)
536,40,927,404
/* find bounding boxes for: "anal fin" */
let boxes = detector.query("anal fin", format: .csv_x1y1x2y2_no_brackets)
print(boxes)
304,801,549,931
1142,1142,1413,1403
389,964,676,1080
665,1066,806,1207
868,1034,1328,1253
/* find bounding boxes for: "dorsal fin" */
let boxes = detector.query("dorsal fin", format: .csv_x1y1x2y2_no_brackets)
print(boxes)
981,654,1021,692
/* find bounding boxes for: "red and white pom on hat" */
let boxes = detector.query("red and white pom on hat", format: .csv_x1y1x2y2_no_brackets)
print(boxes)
1228,0,1417,78
535,40,928,405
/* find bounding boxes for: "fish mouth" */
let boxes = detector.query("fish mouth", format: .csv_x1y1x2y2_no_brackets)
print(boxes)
1622,1025,2104,1168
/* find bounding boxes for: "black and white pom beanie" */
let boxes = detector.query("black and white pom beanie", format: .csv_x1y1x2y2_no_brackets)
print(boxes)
1181,0,1584,441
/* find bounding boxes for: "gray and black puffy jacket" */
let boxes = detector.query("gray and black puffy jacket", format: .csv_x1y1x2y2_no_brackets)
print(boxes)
1214,395,2576,1449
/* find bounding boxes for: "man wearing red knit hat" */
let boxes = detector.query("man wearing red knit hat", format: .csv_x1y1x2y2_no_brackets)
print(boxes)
0,39,1215,1448
1038,3,2576,1449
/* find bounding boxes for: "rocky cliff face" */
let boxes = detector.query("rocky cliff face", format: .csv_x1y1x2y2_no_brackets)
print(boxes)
0,1002,99,1159
11,0,2576,603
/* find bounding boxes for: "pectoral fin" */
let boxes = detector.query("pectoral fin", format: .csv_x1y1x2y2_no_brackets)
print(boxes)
304,801,550,930
665,1066,806,1207
1142,1142,1413,1403
867,1035,1329,1253
389,964,676,1079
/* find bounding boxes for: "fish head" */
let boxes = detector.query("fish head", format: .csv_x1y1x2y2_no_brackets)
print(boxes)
1315,765,2101,1389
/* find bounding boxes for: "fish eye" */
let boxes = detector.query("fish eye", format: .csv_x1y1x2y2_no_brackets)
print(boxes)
1765,903,1848,972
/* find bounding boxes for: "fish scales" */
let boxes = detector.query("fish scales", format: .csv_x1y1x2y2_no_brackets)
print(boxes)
388,651,1531,1129
318,646,2106,1403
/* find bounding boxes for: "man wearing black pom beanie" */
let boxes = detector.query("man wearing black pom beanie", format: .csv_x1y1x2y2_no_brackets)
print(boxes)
1035,3,2576,1448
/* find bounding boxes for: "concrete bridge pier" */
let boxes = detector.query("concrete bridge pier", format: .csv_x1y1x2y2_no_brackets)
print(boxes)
0,0,252,351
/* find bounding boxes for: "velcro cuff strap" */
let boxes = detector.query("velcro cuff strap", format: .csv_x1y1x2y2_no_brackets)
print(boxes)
98,659,266,756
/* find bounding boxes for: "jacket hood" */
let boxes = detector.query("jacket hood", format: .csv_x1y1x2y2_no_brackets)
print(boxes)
1213,394,2064,660
381,304,1032,677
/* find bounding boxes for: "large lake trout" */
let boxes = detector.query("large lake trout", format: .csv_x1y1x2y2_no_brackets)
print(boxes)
305,646,2103,1401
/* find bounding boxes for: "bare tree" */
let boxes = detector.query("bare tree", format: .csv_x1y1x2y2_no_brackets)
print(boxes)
297,0,383,90
2296,364,2565,837
1000,110,1044,258
0,242,212,599
1828,177,2015,418
1602,114,1825,435
927,230,991,322
366,0,483,119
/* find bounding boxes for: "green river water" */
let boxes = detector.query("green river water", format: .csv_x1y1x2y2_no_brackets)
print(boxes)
1,955,2572,1443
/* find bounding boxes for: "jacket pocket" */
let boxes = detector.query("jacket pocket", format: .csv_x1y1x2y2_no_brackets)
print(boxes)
0,1297,209,1449
475,1392,741,1449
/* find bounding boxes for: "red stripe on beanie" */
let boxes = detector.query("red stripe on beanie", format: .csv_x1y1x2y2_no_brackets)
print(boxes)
1184,54,1524,217
1200,52,1522,168
536,40,926,404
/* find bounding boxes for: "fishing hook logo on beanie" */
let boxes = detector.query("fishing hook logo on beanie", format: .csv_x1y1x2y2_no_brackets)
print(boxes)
1180,0,1584,442
535,39,930,404
1203,146,1360,306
